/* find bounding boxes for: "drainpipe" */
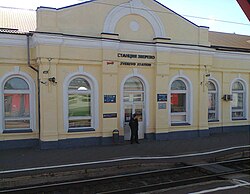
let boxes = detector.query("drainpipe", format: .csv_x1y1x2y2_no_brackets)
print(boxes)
27,33,38,72
26,33,41,144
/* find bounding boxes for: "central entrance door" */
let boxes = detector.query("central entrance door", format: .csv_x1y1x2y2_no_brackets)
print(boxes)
123,77,145,140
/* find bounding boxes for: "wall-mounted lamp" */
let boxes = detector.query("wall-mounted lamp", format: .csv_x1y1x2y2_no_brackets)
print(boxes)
205,73,211,77
48,77,57,84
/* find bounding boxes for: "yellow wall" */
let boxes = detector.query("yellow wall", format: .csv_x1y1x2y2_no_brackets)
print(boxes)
0,0,249,144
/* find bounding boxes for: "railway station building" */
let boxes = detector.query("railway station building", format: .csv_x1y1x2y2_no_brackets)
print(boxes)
0,0,250,149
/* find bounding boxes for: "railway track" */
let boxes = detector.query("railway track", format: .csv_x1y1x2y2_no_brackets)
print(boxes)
1,157,249,194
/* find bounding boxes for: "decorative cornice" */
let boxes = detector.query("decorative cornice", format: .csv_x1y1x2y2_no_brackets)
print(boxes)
1,33,249,61
0,33,26,47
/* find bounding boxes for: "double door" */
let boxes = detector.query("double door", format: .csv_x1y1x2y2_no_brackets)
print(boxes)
124,103,145,140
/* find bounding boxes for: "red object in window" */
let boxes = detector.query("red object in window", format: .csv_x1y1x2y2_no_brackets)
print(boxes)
237,0,250,21
171,94,179,105
12,94,20,111
9,94,29,113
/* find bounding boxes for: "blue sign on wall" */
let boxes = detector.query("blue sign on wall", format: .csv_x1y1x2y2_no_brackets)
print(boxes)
103,113,117,118
157,94,167,102
104,95,116,103
158,103,167,110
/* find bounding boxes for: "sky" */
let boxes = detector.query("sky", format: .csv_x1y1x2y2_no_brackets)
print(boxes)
0,0,249,35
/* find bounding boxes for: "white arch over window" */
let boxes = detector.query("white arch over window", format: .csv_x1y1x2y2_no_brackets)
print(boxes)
120,71,150,128
63,69,99,132
103,0,166,38
0,70,36,133
208,78,220,122
230,78,248,120
168,75,193,126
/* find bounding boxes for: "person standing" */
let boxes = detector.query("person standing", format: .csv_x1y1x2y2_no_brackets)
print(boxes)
129,113,139,144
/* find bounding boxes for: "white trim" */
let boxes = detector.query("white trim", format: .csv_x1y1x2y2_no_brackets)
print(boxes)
63,69,99,132
32,33,217,54
0,34,27,47
103,0,165,38
0,71,36,133
230,78,248,120
208,78,221,122
214,50,250,61
120,72,150,129
168,74,193,125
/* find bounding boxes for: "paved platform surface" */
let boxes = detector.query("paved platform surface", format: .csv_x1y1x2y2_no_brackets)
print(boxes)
1,131,250,172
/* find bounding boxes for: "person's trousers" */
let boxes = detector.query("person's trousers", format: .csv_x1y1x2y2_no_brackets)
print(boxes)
130,128,138,143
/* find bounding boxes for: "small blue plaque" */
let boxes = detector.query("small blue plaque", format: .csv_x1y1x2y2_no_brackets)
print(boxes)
158,103,167,110
104,95,116,103
157,94,167,102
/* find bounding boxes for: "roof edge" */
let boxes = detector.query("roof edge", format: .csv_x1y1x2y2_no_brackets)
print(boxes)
211,45,250,53
0,6,35,11
153,0,199,28
37,0,95,11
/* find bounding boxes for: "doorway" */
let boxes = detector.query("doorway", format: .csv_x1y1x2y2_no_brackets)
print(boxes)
123,77,145,140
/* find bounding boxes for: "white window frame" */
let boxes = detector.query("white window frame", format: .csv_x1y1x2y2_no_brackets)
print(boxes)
231,79,247,120
63,68,99,132
169,75,192,126
0,71,36,133
171,84,187,123
208,79,220,122
68,76,93,130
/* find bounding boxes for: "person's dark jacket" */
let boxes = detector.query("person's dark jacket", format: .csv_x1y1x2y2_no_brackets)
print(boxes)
129,117,138,131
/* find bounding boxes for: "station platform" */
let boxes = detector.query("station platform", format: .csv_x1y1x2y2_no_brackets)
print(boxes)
1,131,250,172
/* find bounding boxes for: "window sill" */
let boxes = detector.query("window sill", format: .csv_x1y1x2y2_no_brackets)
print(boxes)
68,128,95,133
208,120,220,123
171,123,190,126
232,118,247,121
3,129,33,134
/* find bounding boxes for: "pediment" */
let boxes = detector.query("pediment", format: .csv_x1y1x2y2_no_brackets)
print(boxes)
37,0,208,45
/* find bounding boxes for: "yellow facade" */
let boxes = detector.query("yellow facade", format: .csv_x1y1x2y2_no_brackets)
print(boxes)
0,0,249,149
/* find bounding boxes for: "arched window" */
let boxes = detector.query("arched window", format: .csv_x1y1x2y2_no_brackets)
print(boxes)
170,79,189,125
123,77,144,102
231,80,246,120
3,77,32,131
208,80,219,121
67,77,93,131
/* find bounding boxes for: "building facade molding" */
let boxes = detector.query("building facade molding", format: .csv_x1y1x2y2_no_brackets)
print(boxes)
0,34,27,47
32,33,219,56
103,0,166,38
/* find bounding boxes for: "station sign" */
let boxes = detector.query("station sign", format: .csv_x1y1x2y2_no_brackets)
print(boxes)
118,53,155,67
